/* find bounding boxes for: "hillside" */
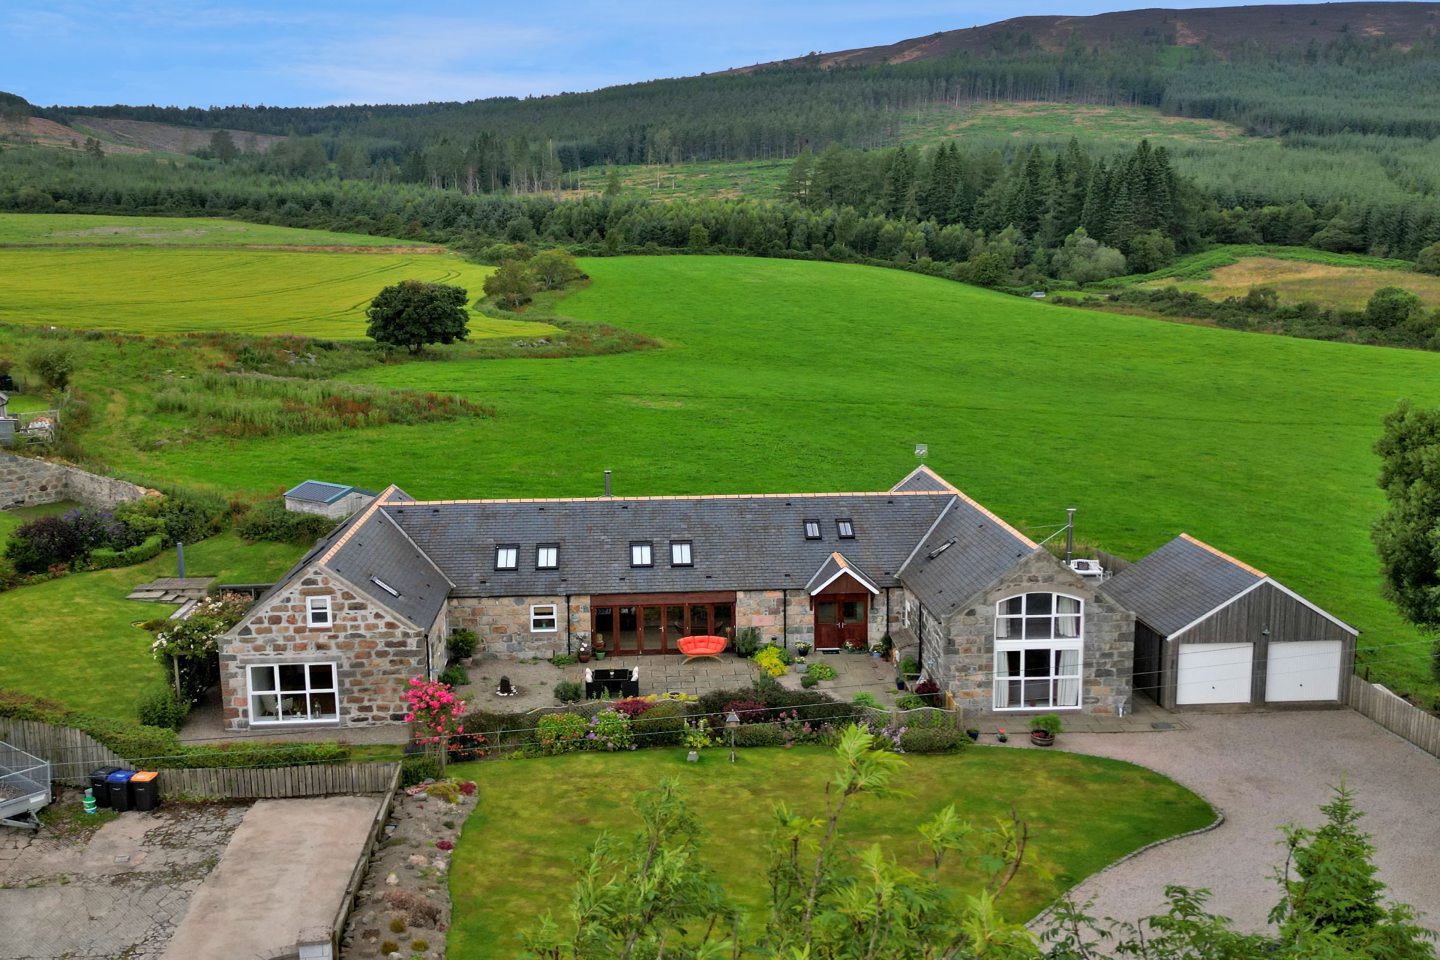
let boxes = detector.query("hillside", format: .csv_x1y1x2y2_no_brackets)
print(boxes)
0,90,282,156
732,1,1440,70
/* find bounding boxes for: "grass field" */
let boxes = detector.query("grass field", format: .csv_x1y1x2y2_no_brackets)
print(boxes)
1140,255,1440,311
80,253,1440,698
0,213,429,248
448,746,1213,959
900,101,1245,147
567,157,793,202
0,532,302,720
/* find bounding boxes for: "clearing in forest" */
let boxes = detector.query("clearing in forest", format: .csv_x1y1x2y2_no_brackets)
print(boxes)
1141,255,1440,311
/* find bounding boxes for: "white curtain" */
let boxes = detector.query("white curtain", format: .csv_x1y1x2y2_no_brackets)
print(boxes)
1057,596,1081,638
995,612,1010,639
994,651,1011,708
1057,648,1081,707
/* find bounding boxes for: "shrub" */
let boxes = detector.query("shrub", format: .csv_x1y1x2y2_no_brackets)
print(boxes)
86,533,165,570
446,731,487,763
235,498,336,543
146,488,229,545
913,678,942,704
751,673,782,696
400,754,442,786
900,656,921,675
586,708,634,751
447,629,478,660
439,666,470,687
895,693,926,710
753,646,788,677
800,673,818,688
553,680,583,703
805,662,836,681
26,343,78,390
900,725,966,754
135,684,189,730
852,692,881,708
1030,713,1063,736
721,699,770,723
550,653,578,666
537,713,588,755
381,942,399,956
632,700,690,746
733,626,761,657
611,697,653,718
389,916,408,934
732,723,785,747
4,516,82,573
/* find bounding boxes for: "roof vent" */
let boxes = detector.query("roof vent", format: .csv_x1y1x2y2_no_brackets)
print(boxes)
604,469,612,497
370,576,401,598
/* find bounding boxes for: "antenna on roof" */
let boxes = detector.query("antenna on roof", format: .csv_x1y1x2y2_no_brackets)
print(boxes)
604,469,612,498
914,443,928,460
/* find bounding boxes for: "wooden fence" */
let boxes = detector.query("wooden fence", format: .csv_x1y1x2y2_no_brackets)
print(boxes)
0,717,399,799
1346,676,1440,759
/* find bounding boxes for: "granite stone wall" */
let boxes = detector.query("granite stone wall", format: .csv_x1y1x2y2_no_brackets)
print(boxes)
220,564,441,730
0,451,150,511
446,594,584,658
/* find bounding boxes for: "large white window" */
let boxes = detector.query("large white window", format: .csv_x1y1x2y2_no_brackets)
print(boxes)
536,544,559,569
248,663,338,724
630,542,653,567
531,604,558,632
496,545,518,570
306,596,331,627
993,593,1082,710
670,541,693,567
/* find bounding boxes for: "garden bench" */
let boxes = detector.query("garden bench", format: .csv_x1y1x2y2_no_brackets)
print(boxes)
677,635,727,663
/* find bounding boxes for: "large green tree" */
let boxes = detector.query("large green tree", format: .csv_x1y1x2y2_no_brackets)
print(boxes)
1372,402,1440,649
364,280,469,353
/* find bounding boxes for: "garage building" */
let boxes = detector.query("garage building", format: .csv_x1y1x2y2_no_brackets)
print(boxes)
1105,534,1357,710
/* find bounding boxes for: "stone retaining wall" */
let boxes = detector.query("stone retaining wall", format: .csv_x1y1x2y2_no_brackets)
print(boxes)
0,451,150,511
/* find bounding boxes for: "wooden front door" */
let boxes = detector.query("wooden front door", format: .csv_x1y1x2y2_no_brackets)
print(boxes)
815,595,868,650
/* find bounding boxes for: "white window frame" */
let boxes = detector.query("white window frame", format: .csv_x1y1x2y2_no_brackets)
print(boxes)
536,544,559,569
306,596,332,627
496,545,518,570
836,519,855,539
631,542,653,567
531,603,559,633
670,540,693,567
992,592,1083,712
803,519,821,540
247,662,339,725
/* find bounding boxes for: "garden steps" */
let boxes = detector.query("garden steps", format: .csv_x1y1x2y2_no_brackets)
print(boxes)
125,577,215,604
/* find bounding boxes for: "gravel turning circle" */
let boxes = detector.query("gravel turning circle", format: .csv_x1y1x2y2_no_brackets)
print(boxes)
1052,710,1440,934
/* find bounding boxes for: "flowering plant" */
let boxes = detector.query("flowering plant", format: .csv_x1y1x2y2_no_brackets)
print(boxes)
753,646,789,678
682,719,715,751
587,708,635,751
403,677,466,746
149,593,251,661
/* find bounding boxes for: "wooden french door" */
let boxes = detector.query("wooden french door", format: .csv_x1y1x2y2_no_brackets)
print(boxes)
594,594,737,655
815,594,868,650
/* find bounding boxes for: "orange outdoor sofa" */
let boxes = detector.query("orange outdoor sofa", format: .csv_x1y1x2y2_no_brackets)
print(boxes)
677,635,727,663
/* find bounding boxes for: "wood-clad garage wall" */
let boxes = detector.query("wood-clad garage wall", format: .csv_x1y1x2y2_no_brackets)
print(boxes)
1161,582,1354,709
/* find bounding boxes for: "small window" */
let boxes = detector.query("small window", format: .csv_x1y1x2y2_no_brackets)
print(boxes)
671,540,693,566
803,519,821,540
631,541,653,567
531,604,558,632
836,519,855,539
495,545,518,570
536,544,559,569
306,596,331,627
370,576,400,598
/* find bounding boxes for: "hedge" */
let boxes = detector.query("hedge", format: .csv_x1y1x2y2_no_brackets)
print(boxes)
85,533,165,570
0,690,350,769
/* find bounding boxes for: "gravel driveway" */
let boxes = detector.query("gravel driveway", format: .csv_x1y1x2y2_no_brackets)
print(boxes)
1051,709,1440,934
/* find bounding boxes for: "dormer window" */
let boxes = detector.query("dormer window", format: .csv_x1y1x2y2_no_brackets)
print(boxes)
631,542,653,567
671,540,693,566
496,545,518,570
537,544,559,569
803,520,821,540
836,519,855,539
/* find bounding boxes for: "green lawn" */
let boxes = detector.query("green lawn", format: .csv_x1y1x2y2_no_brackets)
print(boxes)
447,746,1214,959
0,500,82,540
0,532,302,720
6,246,1440,699
0,246,557,340
0,212,429,247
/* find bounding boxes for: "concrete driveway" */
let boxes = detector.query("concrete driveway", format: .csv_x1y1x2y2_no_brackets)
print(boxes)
1050,710,1440,934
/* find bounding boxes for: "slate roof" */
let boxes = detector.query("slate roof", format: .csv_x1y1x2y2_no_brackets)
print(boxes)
890,465,955,494
894,495,1037,617
324,509,452,628
383,491,957,598
1103,534,1265,637
284,480,375,505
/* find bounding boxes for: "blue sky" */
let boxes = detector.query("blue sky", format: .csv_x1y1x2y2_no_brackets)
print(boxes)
6,0,1294,108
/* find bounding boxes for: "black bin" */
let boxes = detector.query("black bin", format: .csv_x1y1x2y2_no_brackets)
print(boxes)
107,770,135,812
130,771,159,812
89,766,121,808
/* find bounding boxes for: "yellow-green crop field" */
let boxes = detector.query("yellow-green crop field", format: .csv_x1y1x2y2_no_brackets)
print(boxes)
0,215,555,340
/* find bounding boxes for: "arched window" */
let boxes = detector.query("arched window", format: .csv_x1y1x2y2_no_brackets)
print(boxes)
993,593,1082,710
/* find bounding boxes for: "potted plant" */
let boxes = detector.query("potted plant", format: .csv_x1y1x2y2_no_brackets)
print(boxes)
869,642,886,658
1029,714,1063,747
593,633,607,660
578,639,591,664
996,728,1009,743
795,640,812,663
965,727,980,742
900,656,922,682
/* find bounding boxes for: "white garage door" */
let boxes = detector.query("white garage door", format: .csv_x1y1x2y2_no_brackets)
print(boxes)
1177,642,1253,705
1266,640,1342,702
